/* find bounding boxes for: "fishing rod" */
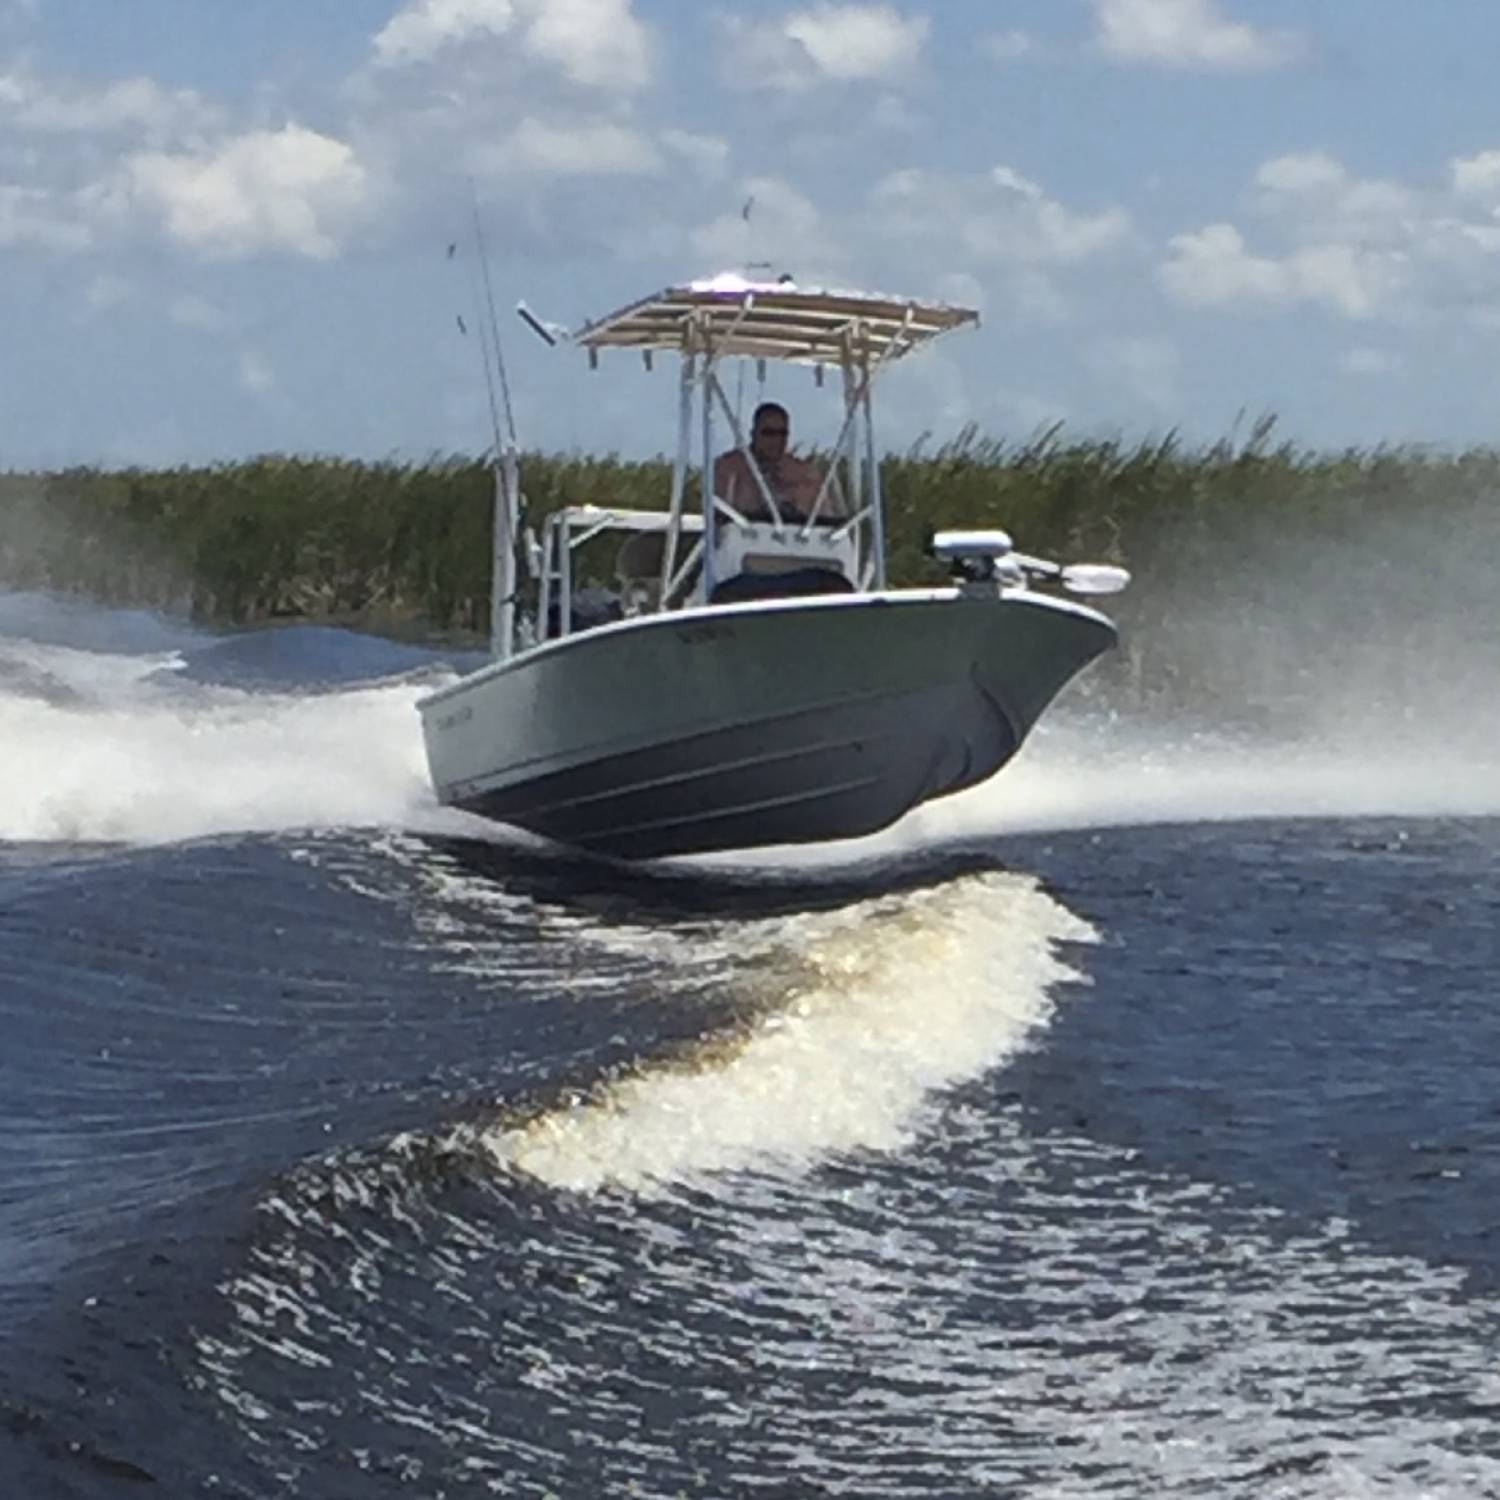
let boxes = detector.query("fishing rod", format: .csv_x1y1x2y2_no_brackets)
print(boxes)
452,188,524,660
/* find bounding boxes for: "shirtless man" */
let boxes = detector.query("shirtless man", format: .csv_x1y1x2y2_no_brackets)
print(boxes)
714,401,837,522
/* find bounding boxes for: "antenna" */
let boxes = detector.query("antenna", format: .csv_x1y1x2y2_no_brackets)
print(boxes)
741,194,773,281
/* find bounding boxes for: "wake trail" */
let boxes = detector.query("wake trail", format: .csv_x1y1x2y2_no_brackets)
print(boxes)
7,576,1497,849
1,678,437,844
915,713,1500,841
693,710,1500,878
0,615,449,843
481,871,1089,1194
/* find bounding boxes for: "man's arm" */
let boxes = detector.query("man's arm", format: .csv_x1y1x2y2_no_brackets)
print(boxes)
787,455,827,515
712,451,738,502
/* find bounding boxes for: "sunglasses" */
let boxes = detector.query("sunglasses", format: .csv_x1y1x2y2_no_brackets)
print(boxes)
756,426,789,437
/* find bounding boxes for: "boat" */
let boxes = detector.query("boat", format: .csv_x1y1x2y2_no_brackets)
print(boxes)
417,271,1127,859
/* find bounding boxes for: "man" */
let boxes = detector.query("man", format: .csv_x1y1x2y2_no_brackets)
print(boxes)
714,401,838,522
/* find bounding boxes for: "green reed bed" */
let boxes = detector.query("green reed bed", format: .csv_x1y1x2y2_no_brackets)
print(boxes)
4,428,1497,723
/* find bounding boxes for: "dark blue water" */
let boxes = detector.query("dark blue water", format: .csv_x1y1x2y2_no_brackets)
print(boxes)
4,599,1500,1497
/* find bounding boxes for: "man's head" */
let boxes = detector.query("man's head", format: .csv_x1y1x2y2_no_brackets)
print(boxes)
750,401,790,466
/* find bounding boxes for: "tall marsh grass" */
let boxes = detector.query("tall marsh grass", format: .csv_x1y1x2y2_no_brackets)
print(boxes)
4,424,1498,722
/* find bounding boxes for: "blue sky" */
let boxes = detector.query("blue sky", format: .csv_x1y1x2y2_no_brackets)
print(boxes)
8,0,1500,467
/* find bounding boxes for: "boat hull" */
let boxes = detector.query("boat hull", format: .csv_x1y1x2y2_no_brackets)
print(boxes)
418,589,1113,858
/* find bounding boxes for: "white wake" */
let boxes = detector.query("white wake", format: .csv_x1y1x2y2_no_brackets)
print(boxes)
0,615,441,843
5,591,1497,850
914,713,1500,842
482,872,1090,1193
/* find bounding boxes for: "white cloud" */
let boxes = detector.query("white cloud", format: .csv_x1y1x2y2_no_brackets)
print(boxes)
873,165,1131,269
1452,149,1500,207
1253,152,1417,244
783,4,928,81
373,0,515,66
1161,149,1500,325
1289,243,1403,318
0,62,231,257
991,165,1043,200
126,124,371,259
0,65,218,139
0,182,92,249
1160,222,1289,305
660,129,729,179
525,0,652,90
1032,206,1130,265
1254,151,1345,198
479,116,660,176
373,0,652,90
0,77,376,262
720,4,927,91
717,16,805,85
1160,222,1403,320
691,176,838,282
1095,0,1302,71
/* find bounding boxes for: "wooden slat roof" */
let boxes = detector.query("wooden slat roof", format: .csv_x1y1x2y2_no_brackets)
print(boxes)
572,272,978,366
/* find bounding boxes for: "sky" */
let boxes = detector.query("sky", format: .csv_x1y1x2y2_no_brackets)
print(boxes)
7,0,1500,467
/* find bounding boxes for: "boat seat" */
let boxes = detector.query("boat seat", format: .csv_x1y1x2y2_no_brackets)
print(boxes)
709,567,855,605
616,530,664,612
710,517,859,601
546,586,623,636
737,551,845,576
615,529,700,612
